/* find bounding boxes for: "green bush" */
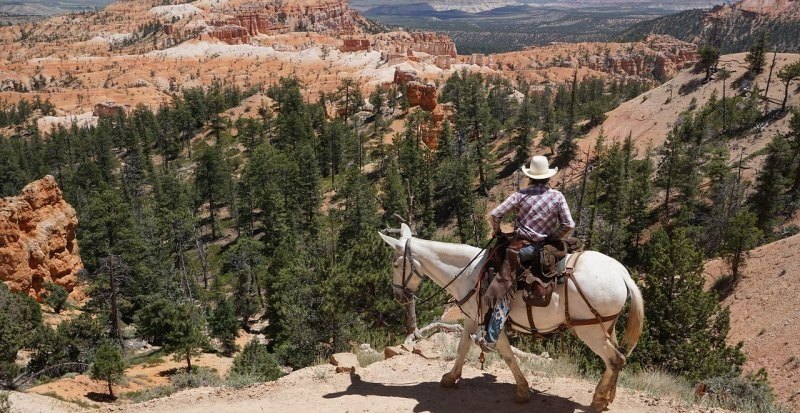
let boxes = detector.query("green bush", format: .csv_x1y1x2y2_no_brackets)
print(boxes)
700,372,790,413
28,313,108,377
0,283,43,387
123,385,175,403
170,367,221,390
230,339,282,383
208,297,239,356
90,342,125,398
44,282,68,314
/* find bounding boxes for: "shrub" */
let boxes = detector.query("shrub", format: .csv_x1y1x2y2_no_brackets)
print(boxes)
90,342,125,398
0,390,9,413
123,385,175,403
230,339,282,383
700,372,790,413
170,367,221,390
44,282,68,314
0,283,42,387
28,313,107,378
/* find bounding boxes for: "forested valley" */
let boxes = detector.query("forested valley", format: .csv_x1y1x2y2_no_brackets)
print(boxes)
2,48,800,412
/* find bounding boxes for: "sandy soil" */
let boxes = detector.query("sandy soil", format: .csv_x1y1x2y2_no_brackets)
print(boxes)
704,233,800,411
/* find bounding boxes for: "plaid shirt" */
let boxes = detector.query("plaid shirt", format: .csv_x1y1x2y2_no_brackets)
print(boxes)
490,184,575,241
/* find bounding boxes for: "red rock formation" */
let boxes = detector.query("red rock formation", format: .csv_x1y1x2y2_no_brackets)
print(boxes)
93,102,126,118
405,81,438,112
393,68,418,85
221,0,367,38
0,176,83,301
340,38,370,52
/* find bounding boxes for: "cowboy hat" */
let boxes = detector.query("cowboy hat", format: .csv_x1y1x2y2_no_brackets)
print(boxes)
521,155,557,180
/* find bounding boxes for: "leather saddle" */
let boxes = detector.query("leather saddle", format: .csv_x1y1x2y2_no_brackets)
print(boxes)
483,233,582,308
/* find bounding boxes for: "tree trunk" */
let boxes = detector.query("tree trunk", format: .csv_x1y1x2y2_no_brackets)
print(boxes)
108,380,114,398
186,352,192,371
764,51,778,115
108,258,123,349
782,81,791,111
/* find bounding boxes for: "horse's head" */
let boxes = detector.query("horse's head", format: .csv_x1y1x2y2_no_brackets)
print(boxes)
379,223,424,304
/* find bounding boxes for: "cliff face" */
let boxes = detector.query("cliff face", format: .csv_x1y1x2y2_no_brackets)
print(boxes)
211,0,369,44
0,176,83,301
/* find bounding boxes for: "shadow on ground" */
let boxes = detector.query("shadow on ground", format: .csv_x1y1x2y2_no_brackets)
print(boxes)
324,372,591,413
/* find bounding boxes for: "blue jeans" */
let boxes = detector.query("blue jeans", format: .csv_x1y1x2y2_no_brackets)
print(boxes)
484,297,510,343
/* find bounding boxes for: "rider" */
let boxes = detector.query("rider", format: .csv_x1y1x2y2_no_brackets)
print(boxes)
474,155,575,351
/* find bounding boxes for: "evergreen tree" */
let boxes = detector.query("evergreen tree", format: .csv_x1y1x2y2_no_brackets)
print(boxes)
163,303,207,371
750,134,793,235
777,61,800,111
514,88,534,166
222,237,266,328
44,282,68,314
636,228,745,381
194,146,228,239
720,209,761,285
745,32,768,78
208,296,240,356
90,342,125,398
230,339,282,381
697,45,720,82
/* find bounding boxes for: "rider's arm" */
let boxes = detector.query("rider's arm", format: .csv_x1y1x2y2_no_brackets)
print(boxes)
489,192,520,234
553,192,576,239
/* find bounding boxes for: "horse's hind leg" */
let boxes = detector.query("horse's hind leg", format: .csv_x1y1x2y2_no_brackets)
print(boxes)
441,318,478,388
573,325,625,411
496,330,530,403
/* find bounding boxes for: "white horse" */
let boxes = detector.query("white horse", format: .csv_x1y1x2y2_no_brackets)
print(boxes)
379,224,644,411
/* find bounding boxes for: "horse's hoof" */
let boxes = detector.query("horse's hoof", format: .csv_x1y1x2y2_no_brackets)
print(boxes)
514,390,531,404
440,373,458,388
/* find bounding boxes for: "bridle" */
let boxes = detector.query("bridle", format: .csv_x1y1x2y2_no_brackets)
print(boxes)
392,238,425,303
391,235,496,306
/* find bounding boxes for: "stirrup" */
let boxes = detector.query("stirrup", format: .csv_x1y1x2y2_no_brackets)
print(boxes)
470,334,496,352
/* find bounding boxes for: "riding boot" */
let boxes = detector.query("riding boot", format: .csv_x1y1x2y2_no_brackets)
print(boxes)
474,297,510,352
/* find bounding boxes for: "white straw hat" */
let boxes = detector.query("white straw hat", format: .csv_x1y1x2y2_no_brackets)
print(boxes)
521,155,558,180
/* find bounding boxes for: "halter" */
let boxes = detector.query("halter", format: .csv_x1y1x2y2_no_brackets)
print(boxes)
392,238,425,302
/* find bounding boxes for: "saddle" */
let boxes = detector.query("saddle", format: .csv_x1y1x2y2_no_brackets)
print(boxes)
483,233,581,308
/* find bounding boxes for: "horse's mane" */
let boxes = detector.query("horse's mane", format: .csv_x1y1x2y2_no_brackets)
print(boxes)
412,237,484,264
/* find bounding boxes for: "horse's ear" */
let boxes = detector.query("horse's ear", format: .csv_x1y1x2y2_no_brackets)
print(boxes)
378,232,401,250
400,223,412,239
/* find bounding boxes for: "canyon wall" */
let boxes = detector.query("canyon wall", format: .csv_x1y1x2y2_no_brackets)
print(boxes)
0,176,83,301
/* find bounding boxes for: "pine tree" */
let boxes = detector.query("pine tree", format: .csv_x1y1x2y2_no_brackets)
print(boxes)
777,61,800,111
44,282,68,314
223,237,266,328
720,209,761,285
209,296,240,356
750,134,793,235
230,339,282,381
636,228,745,381
90,342,125,398
194,146,228,239
745,32,768,78
164,303,207,371
514,88,533,166
697,45,720,82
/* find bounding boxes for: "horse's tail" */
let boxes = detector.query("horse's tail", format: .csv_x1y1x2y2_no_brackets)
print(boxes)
620,270,644,357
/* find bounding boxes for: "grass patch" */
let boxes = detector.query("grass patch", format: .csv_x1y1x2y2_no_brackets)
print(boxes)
225,373,264,389
123,385,176,403
619,368,694,404
38,392,100,409
126,348,166,367
170,367,222,390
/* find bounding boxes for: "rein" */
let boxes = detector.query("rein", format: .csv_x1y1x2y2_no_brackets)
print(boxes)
396,236,496,306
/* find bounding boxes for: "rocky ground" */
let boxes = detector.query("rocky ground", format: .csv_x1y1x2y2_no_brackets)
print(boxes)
8,333,730,413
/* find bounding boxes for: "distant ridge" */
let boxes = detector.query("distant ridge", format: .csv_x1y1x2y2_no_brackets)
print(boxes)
620,0,800,52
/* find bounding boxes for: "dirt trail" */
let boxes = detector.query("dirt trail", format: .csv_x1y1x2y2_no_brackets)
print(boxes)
11,349,720,413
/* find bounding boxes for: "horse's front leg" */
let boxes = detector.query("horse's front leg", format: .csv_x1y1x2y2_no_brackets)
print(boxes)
496,330,530,403
441,318,478,388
